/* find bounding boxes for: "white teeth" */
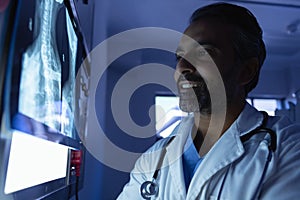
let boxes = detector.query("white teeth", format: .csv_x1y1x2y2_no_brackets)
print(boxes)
181,83,199,89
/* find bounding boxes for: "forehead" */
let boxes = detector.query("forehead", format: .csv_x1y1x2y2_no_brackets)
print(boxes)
179,18,234,50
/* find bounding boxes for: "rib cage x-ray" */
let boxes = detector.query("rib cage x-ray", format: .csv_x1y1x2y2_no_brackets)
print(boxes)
19,0,77,137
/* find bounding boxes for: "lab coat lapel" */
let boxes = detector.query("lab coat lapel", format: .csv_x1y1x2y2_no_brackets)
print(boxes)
165,116,194,198
187,122,245,198
187,103,264,199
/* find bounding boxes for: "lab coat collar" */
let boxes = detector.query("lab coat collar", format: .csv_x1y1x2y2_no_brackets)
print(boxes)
165,103,265,198
236,102,265,137
169,103,264,139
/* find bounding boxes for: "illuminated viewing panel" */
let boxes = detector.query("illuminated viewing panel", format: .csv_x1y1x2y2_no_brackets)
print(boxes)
4,130,69,194
18,0,78,138
0,0,89,199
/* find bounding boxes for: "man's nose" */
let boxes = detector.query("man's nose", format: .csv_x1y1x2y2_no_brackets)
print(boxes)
174,58,196,80
177,56,196,73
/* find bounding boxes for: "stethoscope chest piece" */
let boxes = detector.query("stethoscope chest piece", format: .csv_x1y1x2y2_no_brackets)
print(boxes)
140,179,159,199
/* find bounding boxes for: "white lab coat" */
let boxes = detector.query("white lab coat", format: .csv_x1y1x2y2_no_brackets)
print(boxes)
117,104,300,199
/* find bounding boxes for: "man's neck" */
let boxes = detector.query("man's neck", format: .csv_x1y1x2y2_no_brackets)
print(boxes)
192,100,246,155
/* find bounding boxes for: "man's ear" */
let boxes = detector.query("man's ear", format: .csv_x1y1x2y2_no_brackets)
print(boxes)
239,57,260,86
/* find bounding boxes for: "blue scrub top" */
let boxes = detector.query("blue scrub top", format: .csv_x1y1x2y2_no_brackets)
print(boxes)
182,132,204,190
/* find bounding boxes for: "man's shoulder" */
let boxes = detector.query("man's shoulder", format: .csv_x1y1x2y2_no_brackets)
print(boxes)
145,136,175,153
270,115,300,135
269,115,300,150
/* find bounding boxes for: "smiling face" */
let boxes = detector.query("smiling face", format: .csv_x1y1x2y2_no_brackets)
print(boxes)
175,18,246,114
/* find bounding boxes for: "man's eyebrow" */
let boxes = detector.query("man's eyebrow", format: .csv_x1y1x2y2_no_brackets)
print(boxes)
175,40,219,56
197,40,218,48
177,40,217,50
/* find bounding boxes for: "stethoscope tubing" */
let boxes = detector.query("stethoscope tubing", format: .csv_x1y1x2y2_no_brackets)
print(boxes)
140,112,276,199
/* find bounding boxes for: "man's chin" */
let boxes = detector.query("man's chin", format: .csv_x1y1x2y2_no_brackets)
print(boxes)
179,100,211,114
179,104,199,113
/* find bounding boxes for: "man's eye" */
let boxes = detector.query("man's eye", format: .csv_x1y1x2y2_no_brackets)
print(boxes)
198,49,209,56
203,47,218,56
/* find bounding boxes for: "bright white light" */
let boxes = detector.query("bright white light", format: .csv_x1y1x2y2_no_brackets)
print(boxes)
158,120,181,138
253,99,278,116
155,96,187,138
4,130,69,194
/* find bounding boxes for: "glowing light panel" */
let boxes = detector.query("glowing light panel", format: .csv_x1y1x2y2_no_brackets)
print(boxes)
4,130,69,194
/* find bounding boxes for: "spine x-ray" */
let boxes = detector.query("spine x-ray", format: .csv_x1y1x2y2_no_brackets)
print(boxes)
19,0,78,137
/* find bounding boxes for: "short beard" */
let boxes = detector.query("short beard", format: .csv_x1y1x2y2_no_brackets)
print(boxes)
177,74,211,114
179,87,211,114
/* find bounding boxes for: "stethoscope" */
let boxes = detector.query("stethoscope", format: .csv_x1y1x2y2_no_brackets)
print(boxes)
140,111,277,199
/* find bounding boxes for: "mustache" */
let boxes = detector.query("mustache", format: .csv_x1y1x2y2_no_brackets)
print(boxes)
178,73,205,83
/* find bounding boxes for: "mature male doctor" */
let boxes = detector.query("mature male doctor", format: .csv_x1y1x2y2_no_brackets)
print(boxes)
117,2,300,199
